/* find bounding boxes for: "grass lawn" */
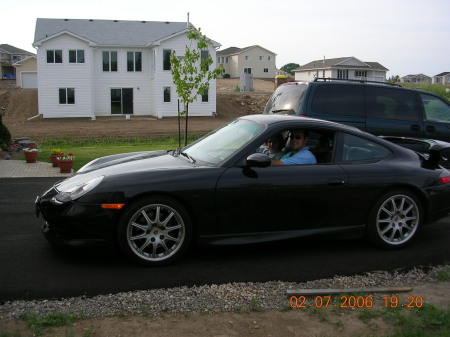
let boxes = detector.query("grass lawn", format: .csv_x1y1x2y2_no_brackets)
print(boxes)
37,136,202,171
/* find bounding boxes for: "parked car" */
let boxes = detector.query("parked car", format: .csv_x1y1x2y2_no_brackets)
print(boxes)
36,115,450,266
264,78,450,153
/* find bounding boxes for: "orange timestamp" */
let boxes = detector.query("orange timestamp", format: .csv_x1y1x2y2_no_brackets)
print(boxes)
289,295,424,309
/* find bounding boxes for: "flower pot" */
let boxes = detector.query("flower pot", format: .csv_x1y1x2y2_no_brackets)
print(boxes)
58,159,74,173
50,154,59,167
24,151,38,163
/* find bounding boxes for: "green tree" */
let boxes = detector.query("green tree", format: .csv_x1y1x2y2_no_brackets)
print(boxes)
170,26,223,146
280,63,300,75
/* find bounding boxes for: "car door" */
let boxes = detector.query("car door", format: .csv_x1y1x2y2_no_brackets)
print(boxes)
215,161,352,236
420,93,450,142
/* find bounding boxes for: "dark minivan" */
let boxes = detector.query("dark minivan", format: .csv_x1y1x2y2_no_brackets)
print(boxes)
264,78,450,151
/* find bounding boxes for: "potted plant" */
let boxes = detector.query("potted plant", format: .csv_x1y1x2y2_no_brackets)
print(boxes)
50,148,61,167
23,145,39,163
57,153,75,173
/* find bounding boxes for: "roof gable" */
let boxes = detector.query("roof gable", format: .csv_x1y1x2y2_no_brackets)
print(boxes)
33,18,191,47
217,45,276,56
294,56,388,72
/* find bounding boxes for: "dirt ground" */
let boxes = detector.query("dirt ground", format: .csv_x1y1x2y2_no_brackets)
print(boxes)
1,78,449,336
0,79,273,142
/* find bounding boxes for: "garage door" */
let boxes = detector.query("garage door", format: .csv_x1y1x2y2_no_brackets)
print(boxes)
22,73,37,89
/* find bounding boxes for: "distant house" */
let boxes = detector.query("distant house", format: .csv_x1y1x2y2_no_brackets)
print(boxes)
33,18,220,119
400,74,431,84
293,57,388,82
0,44,35,79
433,72,450,85
13,56,37,89
217,45,277,79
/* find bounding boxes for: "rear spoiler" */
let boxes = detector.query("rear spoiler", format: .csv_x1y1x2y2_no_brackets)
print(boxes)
380,136,450,166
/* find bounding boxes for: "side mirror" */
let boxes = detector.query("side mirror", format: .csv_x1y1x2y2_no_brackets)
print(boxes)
246,153,271,168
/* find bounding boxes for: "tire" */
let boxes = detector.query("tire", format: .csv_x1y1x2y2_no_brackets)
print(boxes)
118,196,192,266
367,189,422,249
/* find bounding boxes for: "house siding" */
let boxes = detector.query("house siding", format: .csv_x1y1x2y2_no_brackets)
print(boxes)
37,34,93,118
35,27,218,118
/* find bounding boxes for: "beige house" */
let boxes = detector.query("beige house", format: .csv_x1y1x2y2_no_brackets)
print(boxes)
0,44,35,79
294,57,388,82
217,45,277,78
400,74,431,84
13,56,37,89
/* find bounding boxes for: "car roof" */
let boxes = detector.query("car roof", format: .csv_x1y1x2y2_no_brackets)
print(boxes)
241,114,362,133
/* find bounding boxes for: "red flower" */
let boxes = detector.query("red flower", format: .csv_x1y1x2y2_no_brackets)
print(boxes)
29,145,35,149
68,153,73,156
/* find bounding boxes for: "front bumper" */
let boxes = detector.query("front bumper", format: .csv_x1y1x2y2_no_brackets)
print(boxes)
36,188,120,247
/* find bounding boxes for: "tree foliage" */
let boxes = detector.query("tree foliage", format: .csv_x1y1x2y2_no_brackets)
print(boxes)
280,63,300,75
170,26,223,146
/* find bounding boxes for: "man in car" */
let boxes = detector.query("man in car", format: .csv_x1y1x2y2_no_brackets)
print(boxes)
271,130,317,165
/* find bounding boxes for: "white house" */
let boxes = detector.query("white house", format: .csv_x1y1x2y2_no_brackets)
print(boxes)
433,72,450,85
294,57,388,82
400,74,431,84
32,18,221,118
216,45,277,79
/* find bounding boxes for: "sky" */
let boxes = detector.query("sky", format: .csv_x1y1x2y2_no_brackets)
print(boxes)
2,0,449,77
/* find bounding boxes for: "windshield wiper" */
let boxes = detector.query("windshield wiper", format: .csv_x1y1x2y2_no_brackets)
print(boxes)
271,109,296,115
180,151,196,164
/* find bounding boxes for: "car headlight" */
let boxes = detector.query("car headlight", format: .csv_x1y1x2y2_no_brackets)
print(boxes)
53,176,104,203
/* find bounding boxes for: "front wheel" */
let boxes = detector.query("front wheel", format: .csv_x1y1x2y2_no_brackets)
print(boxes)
367,190,422,249
118,196,192,266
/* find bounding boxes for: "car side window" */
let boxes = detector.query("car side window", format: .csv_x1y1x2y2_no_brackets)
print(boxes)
312,84,364,117
366,86,421,122
420,94,450,122
336,133,391,162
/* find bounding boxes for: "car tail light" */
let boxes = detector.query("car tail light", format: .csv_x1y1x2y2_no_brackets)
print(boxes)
439,176,450,185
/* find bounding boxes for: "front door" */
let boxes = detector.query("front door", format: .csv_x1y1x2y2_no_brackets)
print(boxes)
111,88,133,115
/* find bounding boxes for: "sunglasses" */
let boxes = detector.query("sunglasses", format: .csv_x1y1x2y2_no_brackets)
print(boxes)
289,134,304,140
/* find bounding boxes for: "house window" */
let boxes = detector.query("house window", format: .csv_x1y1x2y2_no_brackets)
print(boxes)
47,50,62,63
217,57,220,63
355,70,367,77
111,88,133,114
338,69,348,79
245,55,251,61
103,51,117,71
268,56,272,61
264,68,268,73
163,49,172,70
127,52,142,72
59,88,75,104
225,57,229,64
201,89,208,102
69,50,85,63
12,55,21,62
244,68,251,74
259,56,264,61
163,87,171,102
201,50,209,70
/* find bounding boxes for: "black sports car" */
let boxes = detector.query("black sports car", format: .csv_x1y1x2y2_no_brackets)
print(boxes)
36,115,450,266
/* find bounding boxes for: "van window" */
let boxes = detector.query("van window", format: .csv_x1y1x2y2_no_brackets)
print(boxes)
420,94,450,122
263,83,307,114
311,84,364,117
366,86,420,122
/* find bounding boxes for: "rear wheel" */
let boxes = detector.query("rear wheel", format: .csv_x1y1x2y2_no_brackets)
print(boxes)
118,196,192,266
367,190,421,249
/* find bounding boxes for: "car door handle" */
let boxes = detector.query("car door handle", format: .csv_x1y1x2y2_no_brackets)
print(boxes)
328,180,345,185
426,126,436,133
410,125,421,132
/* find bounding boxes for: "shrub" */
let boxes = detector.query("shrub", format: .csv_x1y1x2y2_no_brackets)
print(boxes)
0,115,11,145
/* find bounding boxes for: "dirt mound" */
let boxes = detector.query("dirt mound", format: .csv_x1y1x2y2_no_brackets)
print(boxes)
1,79,273,141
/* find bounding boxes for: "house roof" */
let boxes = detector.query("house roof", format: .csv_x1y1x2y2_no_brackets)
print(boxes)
435,72,450,77
294,57,388,72
401,73,431,79
33,18,219,47
0,44,35,55
217,45,276,56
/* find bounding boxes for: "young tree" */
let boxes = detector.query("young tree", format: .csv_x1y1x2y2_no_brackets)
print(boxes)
170,26,223,146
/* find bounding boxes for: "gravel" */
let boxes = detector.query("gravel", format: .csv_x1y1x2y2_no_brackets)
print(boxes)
1,265,447,319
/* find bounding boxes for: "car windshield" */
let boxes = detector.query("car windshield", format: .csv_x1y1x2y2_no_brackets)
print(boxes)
183,119,266,165
263,83,307,115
